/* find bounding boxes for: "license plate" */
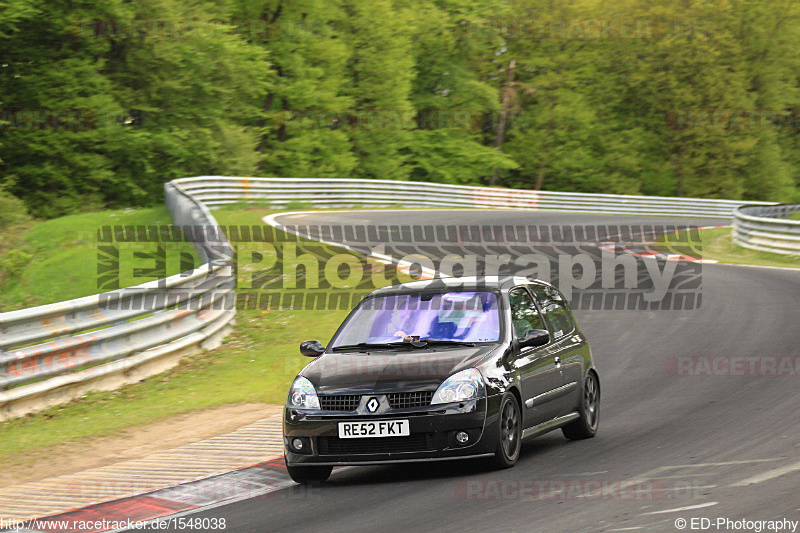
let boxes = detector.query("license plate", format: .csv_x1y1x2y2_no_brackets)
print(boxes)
338,420,410,439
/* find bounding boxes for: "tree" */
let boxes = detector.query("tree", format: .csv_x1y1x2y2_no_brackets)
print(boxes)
0,0,270,216
403,0,517,185
232,0,357,179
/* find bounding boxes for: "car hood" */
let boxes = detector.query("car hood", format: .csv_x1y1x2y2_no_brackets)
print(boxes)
302,345,497,395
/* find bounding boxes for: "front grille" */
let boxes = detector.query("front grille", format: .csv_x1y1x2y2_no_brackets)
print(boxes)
318,433,435,455
387,391,434,409
319,395,361,411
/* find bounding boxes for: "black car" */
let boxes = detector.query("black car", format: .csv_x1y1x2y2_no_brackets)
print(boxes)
283,276,600,483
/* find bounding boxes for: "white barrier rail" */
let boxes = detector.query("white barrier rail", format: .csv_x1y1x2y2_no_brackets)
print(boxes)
0,181,236,420
176,176,771,218
732,204,800,255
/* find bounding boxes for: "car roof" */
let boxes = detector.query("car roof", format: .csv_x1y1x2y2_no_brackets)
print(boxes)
369,276,553,296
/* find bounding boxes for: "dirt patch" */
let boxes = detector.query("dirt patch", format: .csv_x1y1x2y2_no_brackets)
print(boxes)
0,403,281,487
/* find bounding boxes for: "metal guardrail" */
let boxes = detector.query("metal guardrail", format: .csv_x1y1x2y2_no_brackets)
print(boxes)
0,181,236,420
0,175,778,419
175,176,772,218
732,204,800,255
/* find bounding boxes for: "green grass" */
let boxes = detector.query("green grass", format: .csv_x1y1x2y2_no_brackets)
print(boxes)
0,207,390,469
657,227,800,268
788,212,800,221
0,207,200,312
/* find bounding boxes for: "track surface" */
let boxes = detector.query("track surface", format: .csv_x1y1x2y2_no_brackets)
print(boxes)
176,211,799,532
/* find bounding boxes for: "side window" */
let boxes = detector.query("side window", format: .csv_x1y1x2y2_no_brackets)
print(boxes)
530,285,575,341
509,287,546,340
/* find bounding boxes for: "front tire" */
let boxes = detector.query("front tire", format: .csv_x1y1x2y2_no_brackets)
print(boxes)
562,371,600,440
286,463,333,484
493,392,522,468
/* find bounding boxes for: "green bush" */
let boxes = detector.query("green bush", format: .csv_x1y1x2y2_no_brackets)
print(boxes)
0,189,33,288
0,248,33,284
0,189,31,229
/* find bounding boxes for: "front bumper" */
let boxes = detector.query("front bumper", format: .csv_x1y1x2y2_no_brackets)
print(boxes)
284,394,503,466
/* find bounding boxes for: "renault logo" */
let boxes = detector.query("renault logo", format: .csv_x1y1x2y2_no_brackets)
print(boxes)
366,397,380,413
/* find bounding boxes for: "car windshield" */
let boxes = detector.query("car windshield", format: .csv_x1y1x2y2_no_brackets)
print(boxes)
330,291,501,348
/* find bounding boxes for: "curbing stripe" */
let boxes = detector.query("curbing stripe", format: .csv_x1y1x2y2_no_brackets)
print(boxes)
2,460,293,533
0,412,285,522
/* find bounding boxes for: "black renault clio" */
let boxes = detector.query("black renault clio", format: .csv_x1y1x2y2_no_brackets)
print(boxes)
283,276,600,483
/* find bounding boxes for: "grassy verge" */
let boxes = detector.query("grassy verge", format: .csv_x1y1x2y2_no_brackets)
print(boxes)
657,227,799,268
0,206,200,312
0,207,390,469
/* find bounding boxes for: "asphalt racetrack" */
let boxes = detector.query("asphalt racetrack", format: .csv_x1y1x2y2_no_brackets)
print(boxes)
169,210,800,532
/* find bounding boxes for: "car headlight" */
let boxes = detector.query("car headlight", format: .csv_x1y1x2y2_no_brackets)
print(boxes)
431,368,485,404
287,376,320,409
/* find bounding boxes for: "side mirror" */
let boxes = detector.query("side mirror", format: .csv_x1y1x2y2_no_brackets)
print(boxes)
519,329,549,348
300,340,325,357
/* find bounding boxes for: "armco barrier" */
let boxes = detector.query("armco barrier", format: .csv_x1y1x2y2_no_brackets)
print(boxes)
0,181,235,420
732,203,800,255
175,176,772,218
0,176,776,419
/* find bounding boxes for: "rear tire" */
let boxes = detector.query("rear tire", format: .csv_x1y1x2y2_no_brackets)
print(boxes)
562,371,600,440
286,463,333,484
493,392,522,469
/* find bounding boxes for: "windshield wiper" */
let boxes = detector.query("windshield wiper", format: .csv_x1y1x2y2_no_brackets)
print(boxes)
332,340,476,352
331,342,415,352
419,340,476,347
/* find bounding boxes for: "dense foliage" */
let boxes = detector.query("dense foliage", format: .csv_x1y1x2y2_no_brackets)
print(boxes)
1,0,799,217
